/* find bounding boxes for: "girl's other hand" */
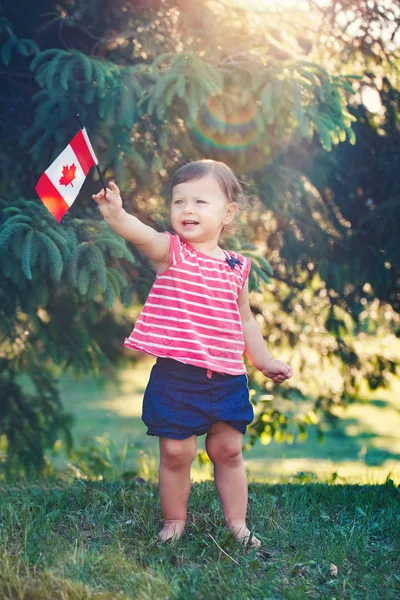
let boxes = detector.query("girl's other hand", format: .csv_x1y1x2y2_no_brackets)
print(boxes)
261,359,292,385
92,181,123,220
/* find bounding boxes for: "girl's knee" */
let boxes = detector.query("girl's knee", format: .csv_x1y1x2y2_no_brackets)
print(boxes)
206,438,243,466
160,437,197,469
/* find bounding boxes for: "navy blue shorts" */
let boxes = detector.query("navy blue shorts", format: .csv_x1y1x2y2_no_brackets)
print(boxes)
142,357,254,439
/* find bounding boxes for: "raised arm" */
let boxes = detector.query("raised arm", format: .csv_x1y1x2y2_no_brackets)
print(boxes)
92,182,169,264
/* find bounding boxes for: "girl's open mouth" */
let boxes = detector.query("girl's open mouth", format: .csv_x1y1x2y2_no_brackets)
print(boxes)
182,221,199,226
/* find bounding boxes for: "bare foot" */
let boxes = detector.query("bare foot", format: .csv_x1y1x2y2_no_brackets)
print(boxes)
158,519,186,542
227,521,262,548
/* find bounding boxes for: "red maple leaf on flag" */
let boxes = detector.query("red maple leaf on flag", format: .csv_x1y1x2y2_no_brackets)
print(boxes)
59,163,77,187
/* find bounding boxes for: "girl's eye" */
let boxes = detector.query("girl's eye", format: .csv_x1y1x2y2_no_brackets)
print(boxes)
196,200,206,204
173,200,183,204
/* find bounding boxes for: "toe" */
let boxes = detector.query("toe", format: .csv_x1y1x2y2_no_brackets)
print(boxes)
249,536,262,548
241,534,261,548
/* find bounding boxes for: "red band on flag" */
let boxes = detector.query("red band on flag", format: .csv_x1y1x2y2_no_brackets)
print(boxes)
36,173,69,223
70,129,96,176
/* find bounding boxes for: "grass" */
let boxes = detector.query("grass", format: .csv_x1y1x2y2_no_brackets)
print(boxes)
46,354,400,485
0,478,399,599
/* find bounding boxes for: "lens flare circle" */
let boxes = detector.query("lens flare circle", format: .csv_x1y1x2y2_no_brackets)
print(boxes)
192,87,261,151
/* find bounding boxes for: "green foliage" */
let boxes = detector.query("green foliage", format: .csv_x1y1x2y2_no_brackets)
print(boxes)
23,42,358,178
0,199,135,306
0,198,138,475
0,364,74,478
243,61,359,151
248,253,273,291
0,18,39,65
141,52,224,123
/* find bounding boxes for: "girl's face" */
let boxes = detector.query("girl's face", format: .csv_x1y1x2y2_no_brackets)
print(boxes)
171,174,237,242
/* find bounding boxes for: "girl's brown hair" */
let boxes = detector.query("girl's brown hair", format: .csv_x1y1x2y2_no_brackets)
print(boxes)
170,159,248,208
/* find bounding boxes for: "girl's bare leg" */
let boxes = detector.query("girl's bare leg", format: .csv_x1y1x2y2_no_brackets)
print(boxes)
205,422,261,548
158,435,197,541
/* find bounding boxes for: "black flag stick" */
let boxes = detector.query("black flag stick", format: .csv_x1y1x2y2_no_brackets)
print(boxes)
76,114,107,194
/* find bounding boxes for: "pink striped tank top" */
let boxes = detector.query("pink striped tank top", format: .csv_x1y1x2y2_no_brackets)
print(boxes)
124,232,251,375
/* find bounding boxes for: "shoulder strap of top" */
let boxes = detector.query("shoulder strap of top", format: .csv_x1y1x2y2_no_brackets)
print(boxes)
164,232,191,267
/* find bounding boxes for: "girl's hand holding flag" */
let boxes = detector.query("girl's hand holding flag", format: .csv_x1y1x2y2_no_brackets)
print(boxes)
92,182,123,220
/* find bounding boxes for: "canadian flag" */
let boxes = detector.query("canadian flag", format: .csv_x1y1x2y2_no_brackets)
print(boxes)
36,127,98,223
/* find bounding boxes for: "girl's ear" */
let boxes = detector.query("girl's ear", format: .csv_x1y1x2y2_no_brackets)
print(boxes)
225,202,239,224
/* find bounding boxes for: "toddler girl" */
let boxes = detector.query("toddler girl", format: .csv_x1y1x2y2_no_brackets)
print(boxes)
92,160,292,548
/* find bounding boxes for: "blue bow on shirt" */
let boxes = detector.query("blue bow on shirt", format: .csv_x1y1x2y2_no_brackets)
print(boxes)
225,255,243,270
